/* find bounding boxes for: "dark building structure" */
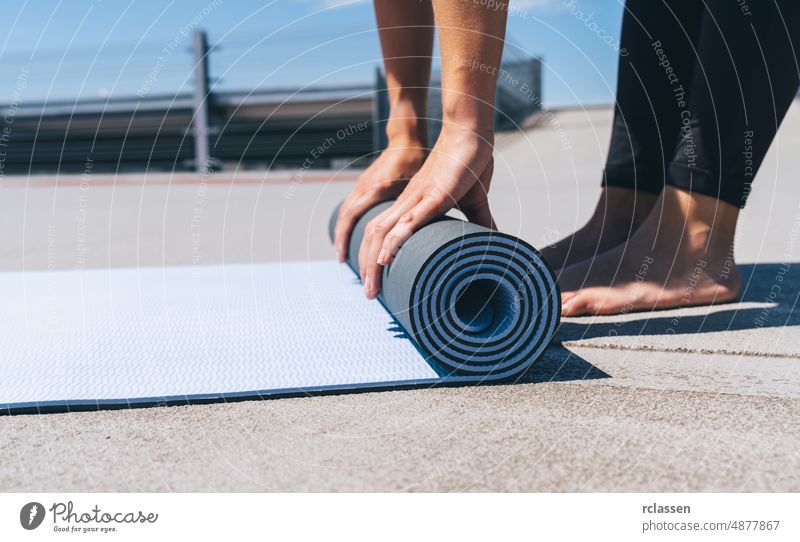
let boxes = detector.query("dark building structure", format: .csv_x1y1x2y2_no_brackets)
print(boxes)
0,31,541,175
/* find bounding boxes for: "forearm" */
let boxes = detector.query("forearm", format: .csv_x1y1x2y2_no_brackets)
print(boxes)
432,0,508,141
357,0,504,298
374,0,435,146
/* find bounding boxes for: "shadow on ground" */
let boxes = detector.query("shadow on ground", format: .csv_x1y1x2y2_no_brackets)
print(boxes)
520,347,610,383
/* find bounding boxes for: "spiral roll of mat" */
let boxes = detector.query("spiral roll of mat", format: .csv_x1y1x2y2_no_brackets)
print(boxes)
330,201,560,380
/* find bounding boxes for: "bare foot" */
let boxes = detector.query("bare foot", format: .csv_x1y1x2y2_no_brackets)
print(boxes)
540,187,658,270
559,187,742,317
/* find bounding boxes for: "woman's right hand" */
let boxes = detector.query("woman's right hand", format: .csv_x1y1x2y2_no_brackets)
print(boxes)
333,141,428,262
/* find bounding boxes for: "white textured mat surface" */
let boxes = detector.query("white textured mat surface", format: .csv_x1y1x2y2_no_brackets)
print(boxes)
0,262,442,412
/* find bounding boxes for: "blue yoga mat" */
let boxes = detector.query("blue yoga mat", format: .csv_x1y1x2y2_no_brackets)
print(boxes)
0,204,559,414
332,201,561,379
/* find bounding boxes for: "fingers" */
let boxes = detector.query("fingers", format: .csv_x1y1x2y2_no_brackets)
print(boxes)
460,196,495,229
458,158,495,229
334,181,398,262
375,211,416,268
360,198,417,299
334,193,375,263
376,196,447,268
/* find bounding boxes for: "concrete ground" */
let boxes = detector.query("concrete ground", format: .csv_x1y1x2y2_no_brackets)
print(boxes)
2,104,800,492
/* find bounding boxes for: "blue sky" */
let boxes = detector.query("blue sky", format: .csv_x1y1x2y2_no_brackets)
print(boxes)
1,0,626,106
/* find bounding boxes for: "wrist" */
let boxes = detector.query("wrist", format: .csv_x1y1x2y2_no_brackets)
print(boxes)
440,93,496,145
437,123,495,153
385,118,428,150
385,96,429,148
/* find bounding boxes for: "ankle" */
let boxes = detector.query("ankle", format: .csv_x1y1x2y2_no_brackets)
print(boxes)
659,187,739,254
588,187,657,231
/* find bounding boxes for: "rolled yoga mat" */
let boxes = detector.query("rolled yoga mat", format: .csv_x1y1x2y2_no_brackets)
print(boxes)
331,201,560,380
0,203,559,414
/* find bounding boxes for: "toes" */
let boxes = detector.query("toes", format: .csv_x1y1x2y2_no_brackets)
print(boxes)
561,293,592,317
561,289,615,317
562,287,640,317
560,290,579,305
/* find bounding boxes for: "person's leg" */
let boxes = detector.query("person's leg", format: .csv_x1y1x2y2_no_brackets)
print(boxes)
334,0,434,261
560,1,800,317
541,0,703,270
667,0,800,208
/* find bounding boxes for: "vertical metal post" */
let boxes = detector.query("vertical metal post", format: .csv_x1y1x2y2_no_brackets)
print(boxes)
529,56,543,115
192,29,211,173
372,67,389,155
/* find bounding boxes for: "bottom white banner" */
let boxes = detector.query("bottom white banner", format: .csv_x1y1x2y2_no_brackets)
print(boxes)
1,493,797,541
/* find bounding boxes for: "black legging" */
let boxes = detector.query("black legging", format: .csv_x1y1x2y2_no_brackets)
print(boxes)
604,0,800,208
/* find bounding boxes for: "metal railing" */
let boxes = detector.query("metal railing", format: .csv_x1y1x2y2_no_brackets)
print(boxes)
0,29,541,175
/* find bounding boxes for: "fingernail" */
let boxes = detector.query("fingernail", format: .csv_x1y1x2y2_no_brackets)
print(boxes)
364,276,372,298
377,250,387,265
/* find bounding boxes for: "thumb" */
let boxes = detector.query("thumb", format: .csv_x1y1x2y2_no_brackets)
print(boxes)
461,195,495,229
459,157,495,229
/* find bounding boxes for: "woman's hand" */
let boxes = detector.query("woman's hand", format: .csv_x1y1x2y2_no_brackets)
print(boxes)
333,141,428,262
359,127,496,299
